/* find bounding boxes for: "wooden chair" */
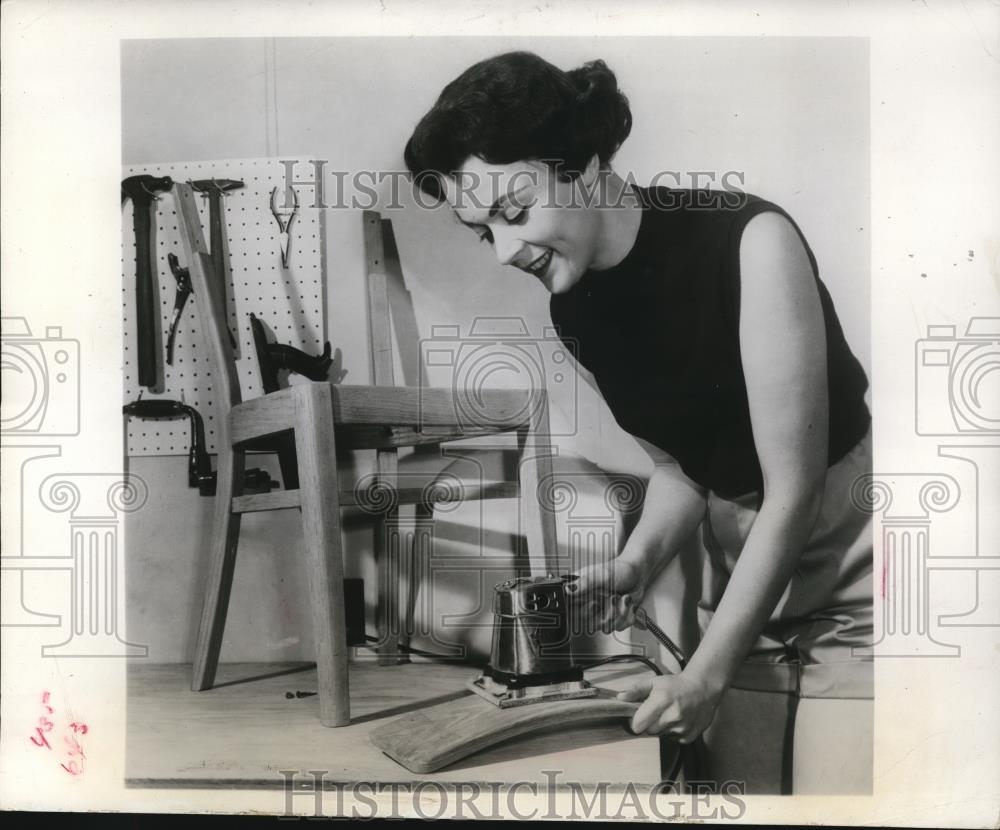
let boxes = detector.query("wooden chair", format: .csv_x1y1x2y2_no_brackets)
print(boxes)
174,183,559,726
362,210,557,663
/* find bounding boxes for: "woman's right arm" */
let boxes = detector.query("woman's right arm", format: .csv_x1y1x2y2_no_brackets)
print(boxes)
624,448,709,582
573,441,708,631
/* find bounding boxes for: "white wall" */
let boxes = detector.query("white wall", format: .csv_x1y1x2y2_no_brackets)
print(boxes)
122,37,869,662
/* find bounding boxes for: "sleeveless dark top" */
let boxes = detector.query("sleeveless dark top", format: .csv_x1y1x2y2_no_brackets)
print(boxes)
549,187,871,499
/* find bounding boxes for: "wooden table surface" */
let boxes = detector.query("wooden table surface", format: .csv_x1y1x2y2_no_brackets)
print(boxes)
126,659,663,789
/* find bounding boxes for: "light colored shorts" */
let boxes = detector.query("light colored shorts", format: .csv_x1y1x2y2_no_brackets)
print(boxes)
698,428,874,699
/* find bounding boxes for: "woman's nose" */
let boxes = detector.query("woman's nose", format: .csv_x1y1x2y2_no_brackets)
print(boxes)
491,226,524,266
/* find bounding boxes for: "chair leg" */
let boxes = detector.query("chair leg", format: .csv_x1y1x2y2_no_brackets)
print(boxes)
399,503,433,655
192,444,245,691
293,384,351,727
374,508,407,665
518,392,560,577
373,447,405,665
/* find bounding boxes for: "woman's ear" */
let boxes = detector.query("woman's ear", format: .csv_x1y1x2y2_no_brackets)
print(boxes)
579,154,601,189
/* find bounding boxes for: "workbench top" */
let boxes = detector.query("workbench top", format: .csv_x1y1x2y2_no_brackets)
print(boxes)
126,660,663,789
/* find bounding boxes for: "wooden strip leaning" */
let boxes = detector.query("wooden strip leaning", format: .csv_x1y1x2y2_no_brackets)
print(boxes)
517,389,560,577
175,181,246,692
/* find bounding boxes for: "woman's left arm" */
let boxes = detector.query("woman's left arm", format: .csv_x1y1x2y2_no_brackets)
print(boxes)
624,210,829,740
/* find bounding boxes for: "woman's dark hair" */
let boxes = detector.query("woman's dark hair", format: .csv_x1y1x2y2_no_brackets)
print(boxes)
404,51,632,202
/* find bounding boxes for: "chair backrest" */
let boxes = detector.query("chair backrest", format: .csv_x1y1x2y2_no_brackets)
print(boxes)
362,211,428,390
175,195,426,409
174,182,242,409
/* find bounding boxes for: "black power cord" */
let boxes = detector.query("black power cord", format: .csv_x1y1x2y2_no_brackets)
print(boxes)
579,653,664,676
580,612,711,792
363,634,469,662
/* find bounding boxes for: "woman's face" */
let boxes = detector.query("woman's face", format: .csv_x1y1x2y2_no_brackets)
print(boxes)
442,157,603,294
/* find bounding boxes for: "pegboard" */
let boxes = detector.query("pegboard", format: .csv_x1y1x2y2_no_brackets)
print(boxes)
122,158,326,456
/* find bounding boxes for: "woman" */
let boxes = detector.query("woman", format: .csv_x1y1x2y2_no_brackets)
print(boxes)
404,51,874,791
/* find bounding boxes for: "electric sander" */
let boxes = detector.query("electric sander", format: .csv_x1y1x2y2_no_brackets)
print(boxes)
467,574,599,708
370,573,705,779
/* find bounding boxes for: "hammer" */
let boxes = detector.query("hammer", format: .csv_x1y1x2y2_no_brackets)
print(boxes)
122,174,173,388
190,178,244,347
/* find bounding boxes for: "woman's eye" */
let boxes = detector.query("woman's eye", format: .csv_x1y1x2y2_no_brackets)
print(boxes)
477,227,494,244
506,208,529,225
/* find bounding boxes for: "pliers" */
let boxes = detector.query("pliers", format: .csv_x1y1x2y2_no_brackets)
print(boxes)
166,253,193,365
270,185,299,268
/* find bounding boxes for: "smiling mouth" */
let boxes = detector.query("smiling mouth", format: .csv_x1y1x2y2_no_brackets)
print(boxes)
521,249,553,279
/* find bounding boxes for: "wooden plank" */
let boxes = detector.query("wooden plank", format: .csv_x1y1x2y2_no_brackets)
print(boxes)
173,182,242,408
176,180,251,694
126,661,661,786
229,390,297,445
232,481,520,513
191,438,245,692
336,425,516,451
396,426,511,439
365,211,403,664
401,503,434,652
340,481,519,509
363,211,395,387
374,448,402,665
231,489,301,513
292,383,351,726
517,390,561,576
331,385,532,429
370,688,640,774
368,275,395,385
381,217,428,388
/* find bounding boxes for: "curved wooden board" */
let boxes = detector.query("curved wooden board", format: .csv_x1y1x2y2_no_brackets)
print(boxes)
369,688,639,773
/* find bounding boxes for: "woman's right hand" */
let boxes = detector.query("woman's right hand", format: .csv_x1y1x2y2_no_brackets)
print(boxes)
568,556,646,633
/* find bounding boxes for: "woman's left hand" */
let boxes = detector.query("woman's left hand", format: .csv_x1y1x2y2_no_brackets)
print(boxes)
617,672,722,742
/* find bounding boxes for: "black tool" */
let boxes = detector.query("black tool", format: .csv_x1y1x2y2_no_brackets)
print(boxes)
165,253,193,366
122,174,173,388
190,178,244,348
247,313,344,491
249,312,336,393
123,398,276,496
